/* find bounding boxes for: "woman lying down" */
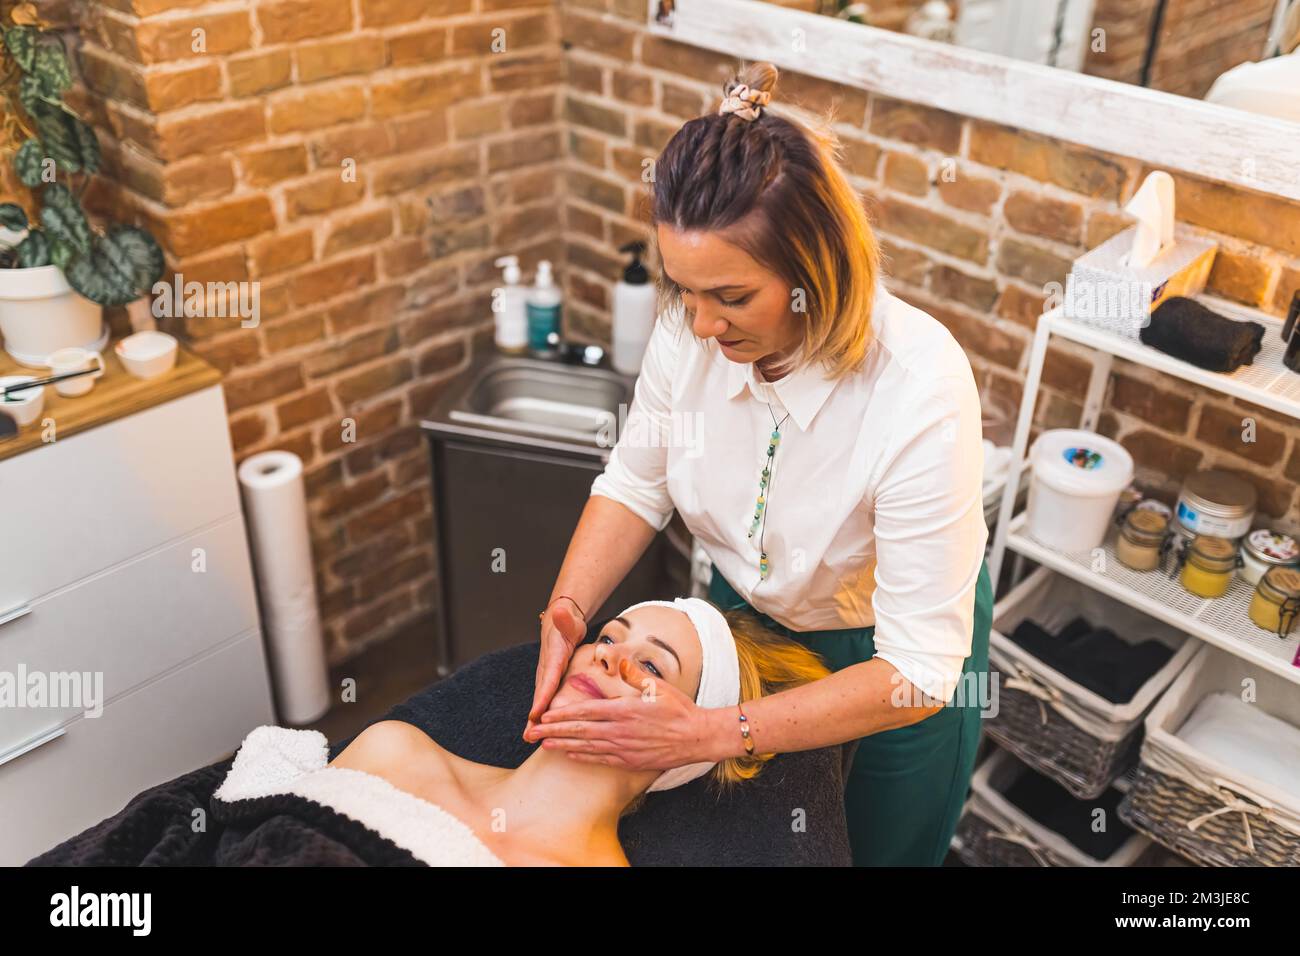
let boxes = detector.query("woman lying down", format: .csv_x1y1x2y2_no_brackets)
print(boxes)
30,597,827,867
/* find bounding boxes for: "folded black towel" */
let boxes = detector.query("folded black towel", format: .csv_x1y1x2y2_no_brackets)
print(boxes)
1003,767,1134,859
1008,619,1173,704
1140,296,1265,373
1070,630,1173,704
1008,616,1091,674
1058,615,1092,644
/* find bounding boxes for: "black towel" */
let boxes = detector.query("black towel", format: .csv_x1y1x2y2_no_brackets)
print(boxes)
1008,616,1092,674
1140,296,1265,373
1008,619,1173,704
1069,630,1173,704
1003,767,1134,859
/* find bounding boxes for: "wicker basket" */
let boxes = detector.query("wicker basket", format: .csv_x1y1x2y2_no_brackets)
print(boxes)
985,567,1197,799
954,747,1150,867
1117,645,1300,867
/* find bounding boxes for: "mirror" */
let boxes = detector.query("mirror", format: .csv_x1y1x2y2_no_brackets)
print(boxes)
749,0,1300,124
650,0,1300,199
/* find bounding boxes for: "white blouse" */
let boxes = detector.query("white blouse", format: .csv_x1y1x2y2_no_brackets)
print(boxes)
589,282,988,704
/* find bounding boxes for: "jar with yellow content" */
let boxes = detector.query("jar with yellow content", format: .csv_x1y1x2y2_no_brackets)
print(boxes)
1248,566,1300,637
1179,535,1239,598
1116,508,1169,571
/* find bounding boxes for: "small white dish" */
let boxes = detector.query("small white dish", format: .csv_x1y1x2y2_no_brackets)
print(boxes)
115,330,178,380
0,375,46,427
46,347,105,397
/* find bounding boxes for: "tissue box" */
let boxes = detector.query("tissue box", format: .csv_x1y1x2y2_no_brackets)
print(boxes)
1064,225,1218,339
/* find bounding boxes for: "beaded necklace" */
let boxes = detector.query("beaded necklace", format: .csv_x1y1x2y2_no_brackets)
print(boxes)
746,399,791,581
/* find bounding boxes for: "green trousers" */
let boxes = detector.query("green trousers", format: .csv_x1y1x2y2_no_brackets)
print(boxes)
708,557,993,866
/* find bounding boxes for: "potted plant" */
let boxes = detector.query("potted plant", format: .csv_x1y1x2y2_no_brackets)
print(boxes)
0,4,163,367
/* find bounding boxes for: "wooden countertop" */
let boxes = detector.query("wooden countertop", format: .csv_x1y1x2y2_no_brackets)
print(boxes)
0,336,221,461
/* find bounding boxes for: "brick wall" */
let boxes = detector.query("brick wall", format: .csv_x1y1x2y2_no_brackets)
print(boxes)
68,0,565,662
558,1,1300,535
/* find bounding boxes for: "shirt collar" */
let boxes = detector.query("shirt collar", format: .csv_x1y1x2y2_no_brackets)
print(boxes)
724,353,837,432
722,283,889,432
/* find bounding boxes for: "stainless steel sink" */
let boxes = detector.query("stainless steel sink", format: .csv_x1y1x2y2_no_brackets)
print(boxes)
419,352,689,672
433,355,635,451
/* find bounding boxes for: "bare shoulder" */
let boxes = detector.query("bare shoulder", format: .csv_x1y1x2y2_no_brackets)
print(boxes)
330,719,508,792
330,720,451,778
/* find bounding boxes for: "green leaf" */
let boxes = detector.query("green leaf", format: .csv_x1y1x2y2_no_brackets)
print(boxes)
29,103,98,174
16,230,51,268
38,183,91,254
18,72,46,113
65,244,137,307
33,44,72,97
65,252,129,306
13,138,46,187
69,114,100,175
99,225,165,291
63,228,165,307
4,26,37,72
49,238,74,271
0,202,28,231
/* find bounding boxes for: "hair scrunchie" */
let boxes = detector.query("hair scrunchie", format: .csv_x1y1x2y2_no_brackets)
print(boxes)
718,82,772,122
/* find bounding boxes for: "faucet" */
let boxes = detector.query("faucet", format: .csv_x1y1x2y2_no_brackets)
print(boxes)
532,331,607,368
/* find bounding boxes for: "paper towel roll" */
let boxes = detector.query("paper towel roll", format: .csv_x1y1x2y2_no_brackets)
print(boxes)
238,450,330,726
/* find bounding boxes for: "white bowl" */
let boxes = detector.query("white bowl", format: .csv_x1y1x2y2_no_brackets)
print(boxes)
0,375,46,427
115,330,178,379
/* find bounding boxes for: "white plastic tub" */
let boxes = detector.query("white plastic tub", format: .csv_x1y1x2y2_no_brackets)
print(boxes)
1026,428,1133,552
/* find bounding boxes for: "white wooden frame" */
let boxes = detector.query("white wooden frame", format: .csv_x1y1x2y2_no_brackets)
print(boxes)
649,0,1300,202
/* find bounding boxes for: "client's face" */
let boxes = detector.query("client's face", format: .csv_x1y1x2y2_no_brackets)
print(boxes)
550,606,704,709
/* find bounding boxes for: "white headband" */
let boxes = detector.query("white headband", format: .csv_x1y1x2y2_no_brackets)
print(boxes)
618,597,742,793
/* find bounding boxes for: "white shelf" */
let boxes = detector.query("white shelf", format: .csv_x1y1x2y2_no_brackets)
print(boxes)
1004,511,1300,685
1044,295,1300,419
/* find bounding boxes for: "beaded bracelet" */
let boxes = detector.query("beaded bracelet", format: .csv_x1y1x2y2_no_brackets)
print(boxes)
737,704,754,756
538,594,587,622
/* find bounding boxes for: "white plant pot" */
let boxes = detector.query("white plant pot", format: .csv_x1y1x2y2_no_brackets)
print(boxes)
0,263,107,368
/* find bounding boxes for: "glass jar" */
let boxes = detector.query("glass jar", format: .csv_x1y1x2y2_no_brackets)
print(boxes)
1179,534,1238,598
1116,508,1169,571
1248,566,1300,637
1239,529,1300,587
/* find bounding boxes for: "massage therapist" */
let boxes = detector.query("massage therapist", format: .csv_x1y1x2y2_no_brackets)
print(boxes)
525,61,994,867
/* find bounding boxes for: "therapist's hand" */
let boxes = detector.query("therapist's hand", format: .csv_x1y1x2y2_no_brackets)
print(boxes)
527,599,588,736
525,659,729,770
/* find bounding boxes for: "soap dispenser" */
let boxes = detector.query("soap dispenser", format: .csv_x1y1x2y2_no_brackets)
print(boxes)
612,240,656,375
493,255,528,355
526,260,563,355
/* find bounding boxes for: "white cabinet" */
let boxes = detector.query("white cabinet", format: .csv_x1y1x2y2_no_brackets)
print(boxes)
0,383,275,865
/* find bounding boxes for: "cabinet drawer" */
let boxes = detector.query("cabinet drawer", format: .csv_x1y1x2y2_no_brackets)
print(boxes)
0,386,241,608
0,631,275,866
0,516,260,750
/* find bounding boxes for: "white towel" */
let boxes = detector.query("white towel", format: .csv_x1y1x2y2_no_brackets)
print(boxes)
1176,692,1300,796
215,725,504,866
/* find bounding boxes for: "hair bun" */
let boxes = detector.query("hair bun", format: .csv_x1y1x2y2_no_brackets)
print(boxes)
719,62,778,122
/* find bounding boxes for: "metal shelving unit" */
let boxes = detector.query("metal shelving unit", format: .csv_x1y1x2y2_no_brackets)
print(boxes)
987,293,1300,687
